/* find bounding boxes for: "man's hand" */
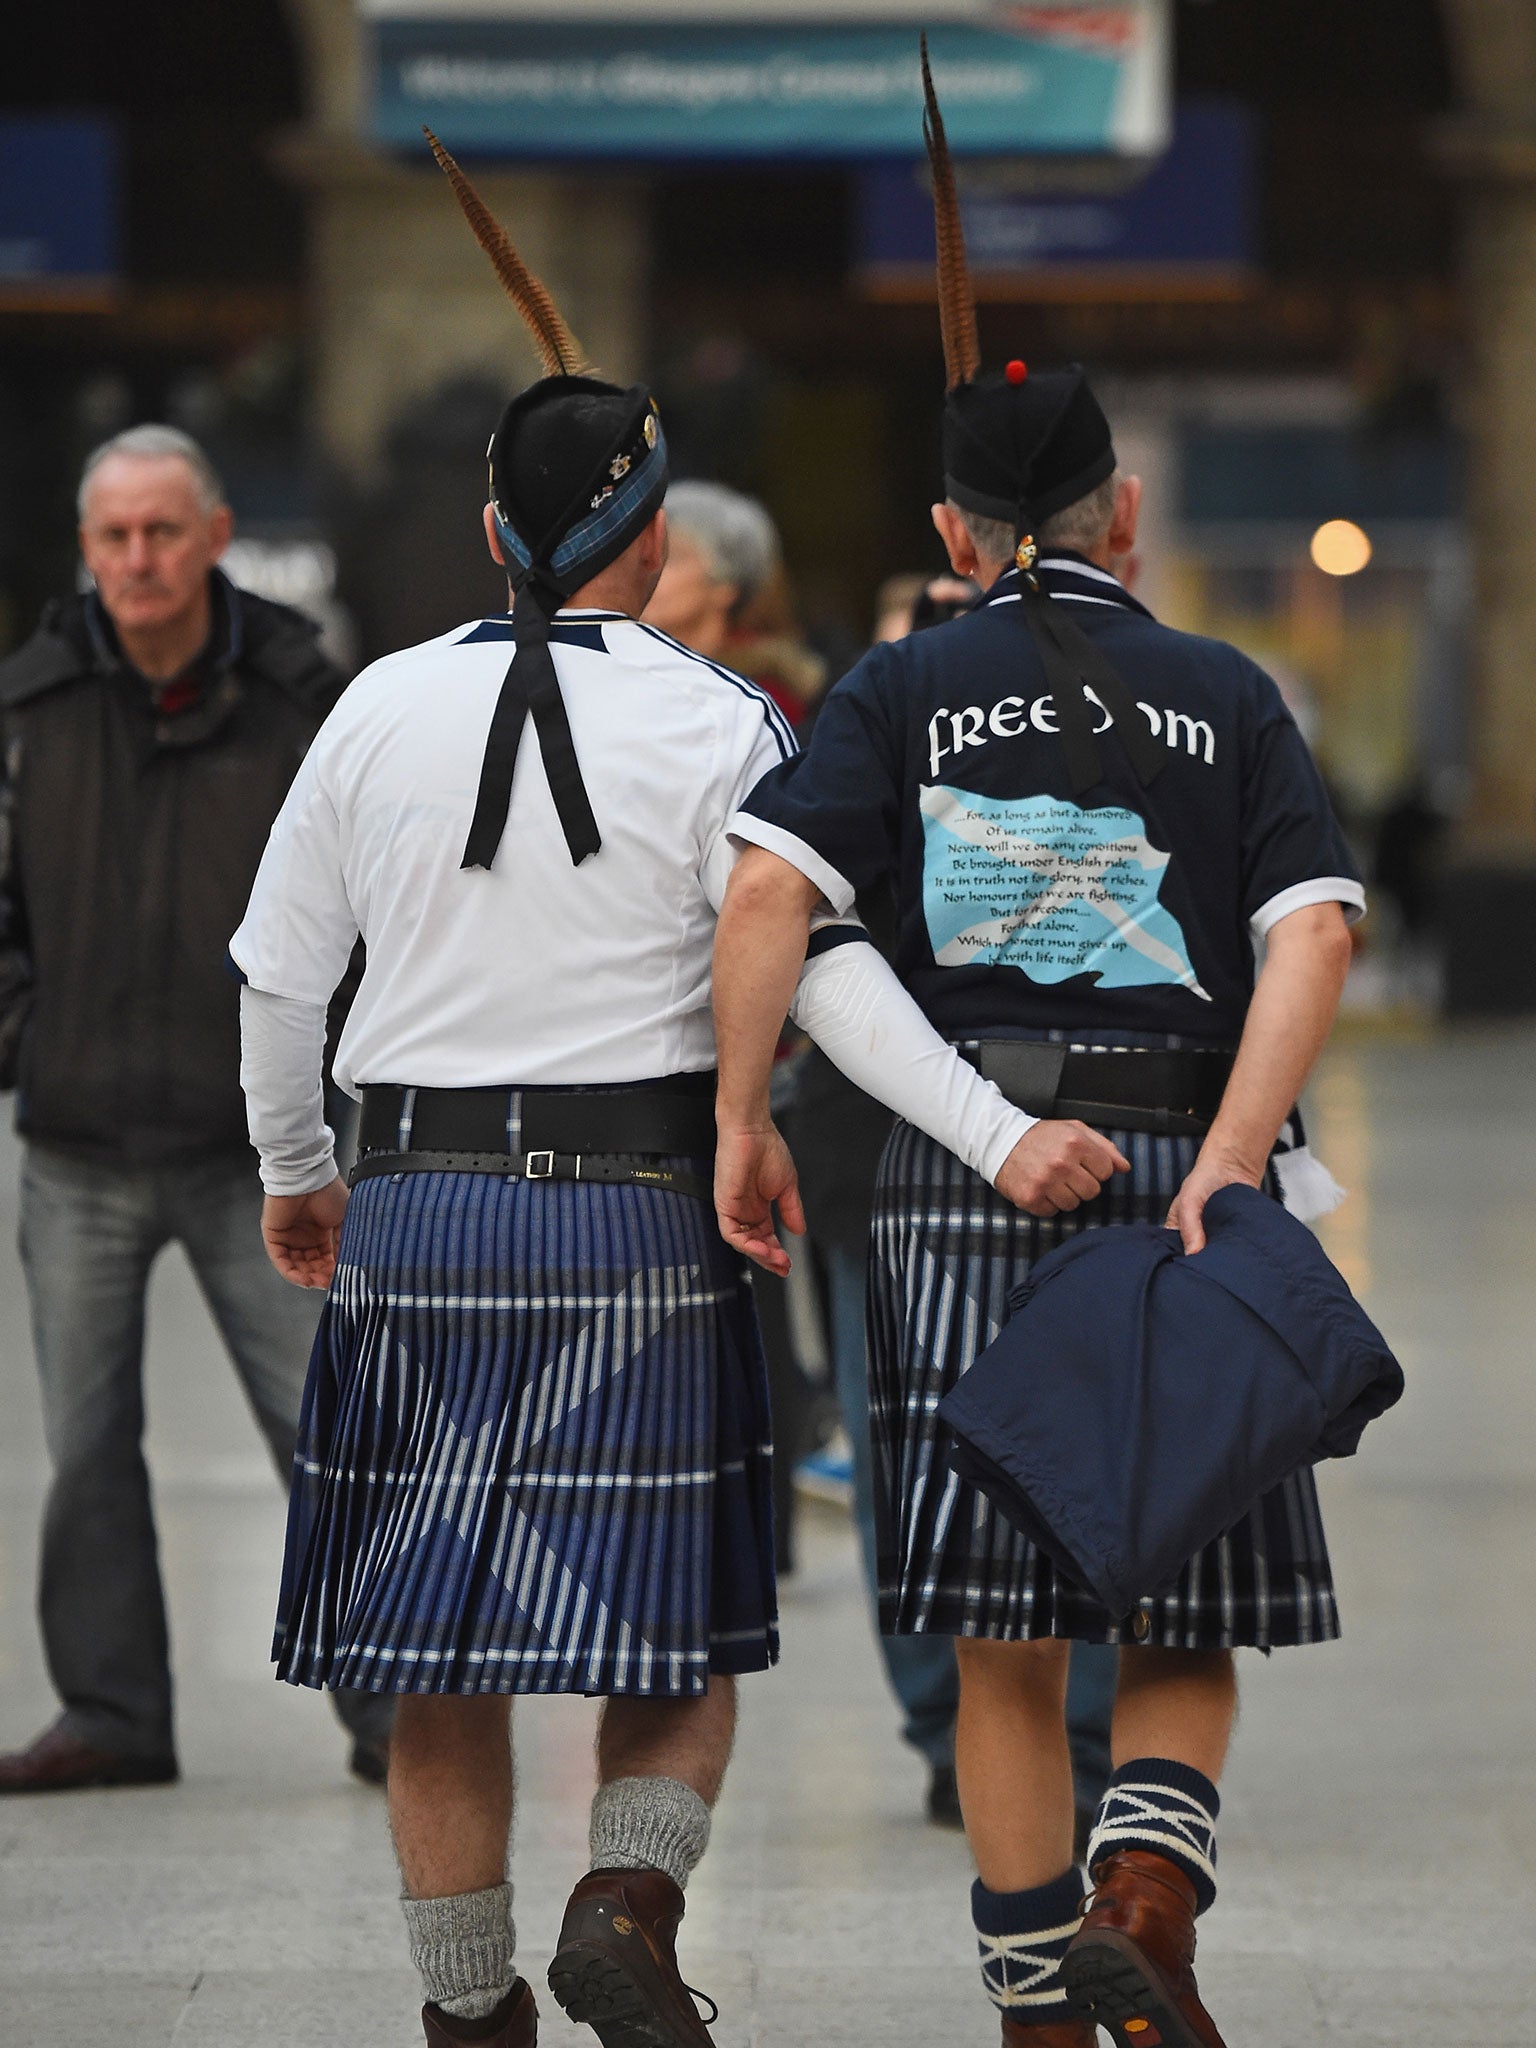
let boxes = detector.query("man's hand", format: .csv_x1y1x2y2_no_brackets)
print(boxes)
994,1120,1130,1218
714,1123,806,1278
262,1174,349,1288
1166,1146,1264,1256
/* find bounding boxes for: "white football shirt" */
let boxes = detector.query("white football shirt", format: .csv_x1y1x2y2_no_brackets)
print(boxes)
230,608,796,1091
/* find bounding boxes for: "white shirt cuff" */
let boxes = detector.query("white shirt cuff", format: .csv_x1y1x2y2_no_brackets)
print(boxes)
726,812,857,917
1250,876,1366,938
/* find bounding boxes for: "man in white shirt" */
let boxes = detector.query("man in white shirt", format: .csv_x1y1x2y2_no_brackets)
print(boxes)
232,142,1052,2048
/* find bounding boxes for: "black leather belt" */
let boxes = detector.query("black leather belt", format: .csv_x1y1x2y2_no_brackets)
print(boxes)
352,1075,717,1200
965,1041,1234,1139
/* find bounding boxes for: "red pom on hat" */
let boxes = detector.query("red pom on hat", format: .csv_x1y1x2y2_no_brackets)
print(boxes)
1005,359,1029,385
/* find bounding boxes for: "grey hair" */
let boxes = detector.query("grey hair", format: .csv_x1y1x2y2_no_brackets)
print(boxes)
78,425,226,520
664,480,781,607
952,472,1121,571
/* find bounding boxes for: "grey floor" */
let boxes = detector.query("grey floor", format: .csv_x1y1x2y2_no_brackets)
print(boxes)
1,1026,1533,2045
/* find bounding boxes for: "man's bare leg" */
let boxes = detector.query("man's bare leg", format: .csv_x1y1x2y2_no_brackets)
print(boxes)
954,1636,1075,1892
596,1671,736,1804
390,1696,521,2031
1111,1647,1235,1779
390,1694,513,1897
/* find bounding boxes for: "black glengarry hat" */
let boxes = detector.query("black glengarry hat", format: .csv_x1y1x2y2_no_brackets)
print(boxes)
429,133,671,868
921,40,1114,544
943,367,1115,531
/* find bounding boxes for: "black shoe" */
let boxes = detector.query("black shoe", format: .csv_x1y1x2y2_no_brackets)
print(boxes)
349,1733,390,1786
926,1762,964,1830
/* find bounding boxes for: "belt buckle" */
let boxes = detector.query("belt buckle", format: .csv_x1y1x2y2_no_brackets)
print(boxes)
525,1150,555,1180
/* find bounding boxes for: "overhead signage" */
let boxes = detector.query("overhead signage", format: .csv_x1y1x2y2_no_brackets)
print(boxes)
858,100,1254,298
0,116,119,307
369,7,1170,160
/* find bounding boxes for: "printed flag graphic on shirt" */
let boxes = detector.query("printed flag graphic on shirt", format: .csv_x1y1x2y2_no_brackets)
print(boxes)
919,785,1210,998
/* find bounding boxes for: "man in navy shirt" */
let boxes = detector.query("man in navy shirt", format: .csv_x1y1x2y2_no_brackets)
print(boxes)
708,55,1361,2048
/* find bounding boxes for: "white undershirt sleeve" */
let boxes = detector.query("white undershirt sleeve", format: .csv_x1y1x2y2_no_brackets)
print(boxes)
790,939,1036,1186
240,983,338,1197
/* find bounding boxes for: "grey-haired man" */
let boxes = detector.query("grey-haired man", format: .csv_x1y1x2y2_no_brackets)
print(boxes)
0,425,391,1791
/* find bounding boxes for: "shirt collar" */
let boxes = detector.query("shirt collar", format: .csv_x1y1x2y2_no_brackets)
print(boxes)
980,549,1154,621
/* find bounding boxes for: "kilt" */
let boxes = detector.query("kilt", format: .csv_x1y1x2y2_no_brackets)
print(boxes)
273,1167,777,1697
869,1112,1341,1651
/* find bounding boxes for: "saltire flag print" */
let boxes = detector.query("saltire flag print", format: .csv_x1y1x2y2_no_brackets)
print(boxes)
920,786,1210,997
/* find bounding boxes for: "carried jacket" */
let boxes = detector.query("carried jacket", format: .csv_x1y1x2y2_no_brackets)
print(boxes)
0,572,348,1166
937,1184,1403,1617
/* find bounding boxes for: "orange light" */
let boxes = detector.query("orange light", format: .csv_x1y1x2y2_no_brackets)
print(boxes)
1310,520,1372,577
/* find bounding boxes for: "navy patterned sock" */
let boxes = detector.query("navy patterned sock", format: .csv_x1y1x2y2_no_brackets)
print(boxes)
972,1868,1083,2024
1086,1758,1220,1913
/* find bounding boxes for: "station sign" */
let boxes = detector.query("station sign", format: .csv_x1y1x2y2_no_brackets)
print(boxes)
857,100,1254,299
363,4,1171,160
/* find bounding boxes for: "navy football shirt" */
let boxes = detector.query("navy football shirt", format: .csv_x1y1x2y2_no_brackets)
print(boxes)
731,555,1364,1048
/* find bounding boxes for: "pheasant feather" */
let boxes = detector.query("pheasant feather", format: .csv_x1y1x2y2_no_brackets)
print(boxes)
920,35,980,392
425,128,588,379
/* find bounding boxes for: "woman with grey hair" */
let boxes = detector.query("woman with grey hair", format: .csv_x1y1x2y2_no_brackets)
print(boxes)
645,480,823,724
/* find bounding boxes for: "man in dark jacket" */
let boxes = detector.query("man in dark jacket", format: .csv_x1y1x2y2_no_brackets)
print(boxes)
0,424,390,1791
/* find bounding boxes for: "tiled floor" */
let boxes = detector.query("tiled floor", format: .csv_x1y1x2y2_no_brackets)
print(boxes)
1,1025,1533,2044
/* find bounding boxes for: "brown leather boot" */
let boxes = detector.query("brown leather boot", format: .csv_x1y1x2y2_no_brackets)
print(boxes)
422,1977,537,2047
1061,1850,1227,2048
1000,2017,1099,2046
547,1868,716,2048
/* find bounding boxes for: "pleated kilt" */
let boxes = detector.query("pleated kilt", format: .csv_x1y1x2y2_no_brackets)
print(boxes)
869,1098,1340,1652
273,1166,777,1698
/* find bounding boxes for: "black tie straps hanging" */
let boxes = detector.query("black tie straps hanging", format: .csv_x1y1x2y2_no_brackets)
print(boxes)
426,131,671,869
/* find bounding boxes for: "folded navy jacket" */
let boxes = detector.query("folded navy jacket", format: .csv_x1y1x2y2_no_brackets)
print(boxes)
937,1183,1403,1619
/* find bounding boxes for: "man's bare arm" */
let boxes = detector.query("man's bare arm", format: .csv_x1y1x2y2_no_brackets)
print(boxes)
1168,902,1355,1253
711,846,819,1276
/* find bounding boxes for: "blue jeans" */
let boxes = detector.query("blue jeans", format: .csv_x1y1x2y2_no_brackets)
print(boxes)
17,1142,391,1759
824,1240,1116,1807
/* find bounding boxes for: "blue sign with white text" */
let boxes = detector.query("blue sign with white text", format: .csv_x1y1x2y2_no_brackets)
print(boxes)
372,18,1156,160
859,101,1253,290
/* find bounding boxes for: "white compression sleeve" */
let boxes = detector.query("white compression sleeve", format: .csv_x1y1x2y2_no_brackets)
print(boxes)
790,940,1036,1186
239,983,338,1196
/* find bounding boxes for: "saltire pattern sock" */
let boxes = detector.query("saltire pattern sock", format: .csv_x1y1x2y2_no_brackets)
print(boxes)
972,1868,1083,2024
589,1774,712,1890
1086,1758,1220,1913
402,1882,516,2021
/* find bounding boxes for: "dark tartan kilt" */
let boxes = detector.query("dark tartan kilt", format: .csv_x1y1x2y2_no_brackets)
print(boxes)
273,1167,778,1698
868,1119,1341,1651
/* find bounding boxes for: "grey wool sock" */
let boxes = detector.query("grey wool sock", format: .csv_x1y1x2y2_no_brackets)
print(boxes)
402,1883,516,2021
589,1775,712,1890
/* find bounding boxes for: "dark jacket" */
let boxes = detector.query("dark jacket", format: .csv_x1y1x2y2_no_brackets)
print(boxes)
937,1184,1402,1617
0,572,348,1166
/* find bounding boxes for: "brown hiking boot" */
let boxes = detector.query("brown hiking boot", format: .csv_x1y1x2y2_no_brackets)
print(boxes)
547,1868,716,2048
422,1977,537,2047
1000,2018,1098,2045
1062,1850,1227,2048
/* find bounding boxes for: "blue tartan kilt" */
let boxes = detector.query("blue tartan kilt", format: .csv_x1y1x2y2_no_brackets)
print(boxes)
273,1168,778,1697
869,1118,1341,1652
